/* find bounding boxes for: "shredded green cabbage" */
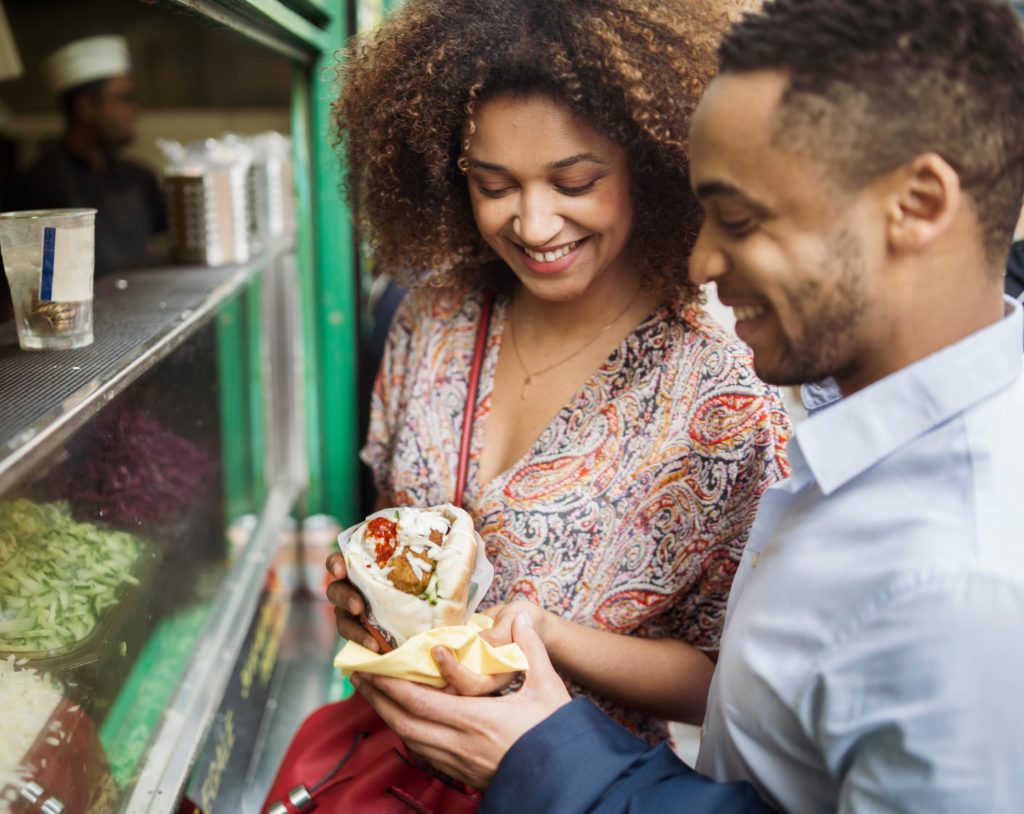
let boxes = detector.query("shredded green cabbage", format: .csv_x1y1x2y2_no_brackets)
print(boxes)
0,499,144,653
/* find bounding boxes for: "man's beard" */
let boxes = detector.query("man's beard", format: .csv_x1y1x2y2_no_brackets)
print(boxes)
757,227,868,387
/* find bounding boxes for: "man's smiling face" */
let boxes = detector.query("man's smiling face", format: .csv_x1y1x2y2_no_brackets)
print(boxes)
688,70,892,390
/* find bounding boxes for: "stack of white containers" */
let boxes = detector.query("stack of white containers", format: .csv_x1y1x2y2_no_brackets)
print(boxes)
160,132,295,267
246,132,296,254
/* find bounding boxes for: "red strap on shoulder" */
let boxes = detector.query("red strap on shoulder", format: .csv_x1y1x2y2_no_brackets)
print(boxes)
454,293,494,508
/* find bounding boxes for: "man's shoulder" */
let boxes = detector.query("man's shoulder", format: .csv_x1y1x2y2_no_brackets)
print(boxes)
19,143,68,181
840,372,1023,552
9,145,72,206
937,371,1024,562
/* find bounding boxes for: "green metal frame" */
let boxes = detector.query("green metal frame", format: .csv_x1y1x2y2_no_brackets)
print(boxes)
295,0,361,524
215,275,270,518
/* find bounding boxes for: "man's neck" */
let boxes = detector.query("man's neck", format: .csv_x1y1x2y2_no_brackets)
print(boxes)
64,126,111,172
836,252,1005,397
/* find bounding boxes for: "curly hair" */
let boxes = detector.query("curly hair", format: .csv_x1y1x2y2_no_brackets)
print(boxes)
333,0,745,302
719,0,1024,266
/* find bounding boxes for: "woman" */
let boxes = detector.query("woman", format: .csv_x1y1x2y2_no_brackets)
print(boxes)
328,0,789,744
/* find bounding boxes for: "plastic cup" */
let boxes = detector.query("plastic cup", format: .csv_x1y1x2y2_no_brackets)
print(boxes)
301,513,342,595
0,208,96,350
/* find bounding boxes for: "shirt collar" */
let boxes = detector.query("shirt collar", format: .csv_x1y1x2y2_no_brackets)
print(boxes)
792,297,1023,496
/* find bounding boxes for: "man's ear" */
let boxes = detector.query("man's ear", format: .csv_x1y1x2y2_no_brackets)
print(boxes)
884,152,961,253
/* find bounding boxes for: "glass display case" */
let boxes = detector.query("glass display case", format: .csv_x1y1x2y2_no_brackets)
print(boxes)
0,246,311,813
0,0,363,810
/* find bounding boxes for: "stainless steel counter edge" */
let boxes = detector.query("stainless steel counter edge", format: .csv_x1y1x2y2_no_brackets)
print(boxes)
123,479,302,814
0,260,265,496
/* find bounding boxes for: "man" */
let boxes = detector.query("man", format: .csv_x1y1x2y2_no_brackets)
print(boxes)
9,35,166,277
343,0,1024,811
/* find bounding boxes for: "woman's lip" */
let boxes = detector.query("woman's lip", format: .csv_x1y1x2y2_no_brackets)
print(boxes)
515,236,589,276
520,238,582,253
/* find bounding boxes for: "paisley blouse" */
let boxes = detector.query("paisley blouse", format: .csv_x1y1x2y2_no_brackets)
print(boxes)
362,286,791,743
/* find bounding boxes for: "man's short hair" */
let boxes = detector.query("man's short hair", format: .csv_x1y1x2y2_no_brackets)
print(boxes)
718,0,1024,264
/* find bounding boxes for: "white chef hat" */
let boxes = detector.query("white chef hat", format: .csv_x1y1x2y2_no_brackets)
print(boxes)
43,35,131,95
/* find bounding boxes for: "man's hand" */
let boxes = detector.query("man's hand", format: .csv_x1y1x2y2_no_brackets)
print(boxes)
325,551,380,652
352,613,571,789
423,599,552,697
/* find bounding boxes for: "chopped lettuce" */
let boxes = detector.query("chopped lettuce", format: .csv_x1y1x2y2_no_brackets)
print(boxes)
419,573,439,606
0,499,143,653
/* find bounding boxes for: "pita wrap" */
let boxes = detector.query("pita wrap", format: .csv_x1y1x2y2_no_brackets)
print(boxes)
342,504,478,648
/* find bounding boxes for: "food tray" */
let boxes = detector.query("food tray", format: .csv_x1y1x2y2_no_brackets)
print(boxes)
0,542,158,725
3,690,116,814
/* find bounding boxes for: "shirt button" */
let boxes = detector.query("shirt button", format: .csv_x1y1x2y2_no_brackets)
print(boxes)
750,552,761,568
699,728,706,742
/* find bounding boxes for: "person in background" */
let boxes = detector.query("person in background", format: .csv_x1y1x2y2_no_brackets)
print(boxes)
350,0,1024,811
8,34,166,278
326,0,790,747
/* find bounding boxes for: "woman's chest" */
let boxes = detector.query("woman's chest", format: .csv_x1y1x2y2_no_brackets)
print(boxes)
476,338,615,488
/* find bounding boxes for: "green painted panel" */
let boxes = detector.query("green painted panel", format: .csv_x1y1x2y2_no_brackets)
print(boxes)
308,0,361,524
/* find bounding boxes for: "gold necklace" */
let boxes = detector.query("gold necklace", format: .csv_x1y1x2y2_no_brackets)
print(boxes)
507,287,643,401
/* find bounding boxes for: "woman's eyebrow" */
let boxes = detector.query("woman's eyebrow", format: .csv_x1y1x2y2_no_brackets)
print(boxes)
467,153,607,172
549,152,605,169
466,159,506,172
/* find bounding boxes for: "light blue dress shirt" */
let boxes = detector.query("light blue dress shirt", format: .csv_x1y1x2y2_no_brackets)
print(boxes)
696,298,1024,813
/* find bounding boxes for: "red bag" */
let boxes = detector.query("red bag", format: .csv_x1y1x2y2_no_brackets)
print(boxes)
262,693,481,814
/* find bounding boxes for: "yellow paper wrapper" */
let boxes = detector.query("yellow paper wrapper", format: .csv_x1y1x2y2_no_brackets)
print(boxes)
334,614,528,688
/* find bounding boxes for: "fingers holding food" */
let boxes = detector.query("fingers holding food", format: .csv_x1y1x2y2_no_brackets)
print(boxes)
325,550,347,580
479,600,548,648
325,576,365,616
332,603,379,651
432,646,517,696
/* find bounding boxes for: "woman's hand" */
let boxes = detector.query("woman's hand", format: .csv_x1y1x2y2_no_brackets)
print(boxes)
479,600,550,647
325,551,381,652
483,600,715,724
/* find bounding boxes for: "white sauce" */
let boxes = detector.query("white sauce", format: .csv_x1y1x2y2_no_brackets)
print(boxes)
355,508,451,588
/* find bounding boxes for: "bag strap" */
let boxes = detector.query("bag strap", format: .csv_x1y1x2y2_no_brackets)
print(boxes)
454,292,494,508
267,730,369,814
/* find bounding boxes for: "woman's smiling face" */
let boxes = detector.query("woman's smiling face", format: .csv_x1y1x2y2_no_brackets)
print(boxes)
465,93,636,302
